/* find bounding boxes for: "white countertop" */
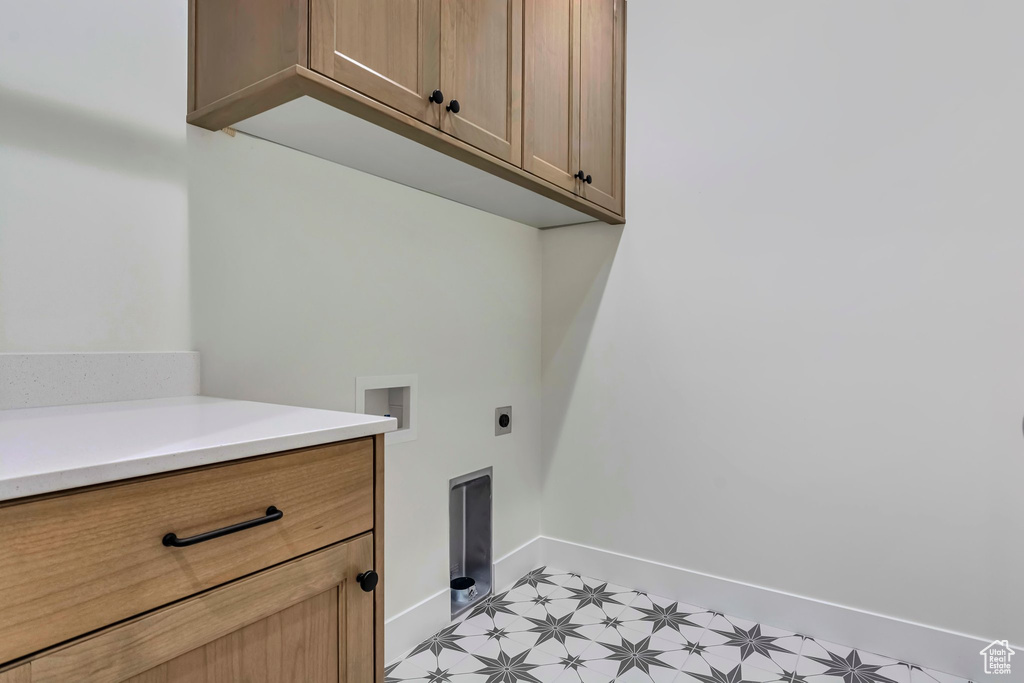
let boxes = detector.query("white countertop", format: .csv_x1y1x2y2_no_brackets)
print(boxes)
0,396,396,502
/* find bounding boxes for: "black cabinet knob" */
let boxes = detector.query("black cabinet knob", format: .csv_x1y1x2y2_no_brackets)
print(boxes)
575,171,593,184
428,89,444,104
357,570,379,592
446,99,461,114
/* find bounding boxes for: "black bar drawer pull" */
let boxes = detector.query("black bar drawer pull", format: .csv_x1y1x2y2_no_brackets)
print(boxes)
162,506,283,548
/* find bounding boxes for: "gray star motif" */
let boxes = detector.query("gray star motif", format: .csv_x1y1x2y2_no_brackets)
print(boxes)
472,649,543,683
467,591,519,621
564,582,622,610
423,666,452,683
531,595,553,607
686,663,746,683
513,567,557,591
806,649,902,683
602,635,674,676
634,601,704,637
560,654,586,671
384,662,401,683
485,626,511,642
406,623,468,659
710,623,795,662
523,612,587,646
601,615,624,630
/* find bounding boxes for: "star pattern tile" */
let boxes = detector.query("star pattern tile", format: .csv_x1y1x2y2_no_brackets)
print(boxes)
699,613,803,673
513,566,559,592
711,624,793,662
466,591,520,622
679,650,792,683
562,581,624,611
407,623,471,659
423,666,455,683
473,649,545,683
619,594,713,646
523,612,589,647
798,639,912,683
602,635,675,676
485,626,513,642
386,568,971,683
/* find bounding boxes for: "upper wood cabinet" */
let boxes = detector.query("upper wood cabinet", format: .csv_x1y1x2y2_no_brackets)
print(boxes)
187,0,626,227
310,0,441,126
309,0,522,163
523,0,623,212
522,0,579,192
579,0,624,214
440,0,522,165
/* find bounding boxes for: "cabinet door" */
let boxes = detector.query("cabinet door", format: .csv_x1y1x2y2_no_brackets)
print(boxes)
522,0,579,191
125,590,340,682
578,0,624,214
311,0,441,127
440,0,522,164
23,536,376,683
0,667,29,683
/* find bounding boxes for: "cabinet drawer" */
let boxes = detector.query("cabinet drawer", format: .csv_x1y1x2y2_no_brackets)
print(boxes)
0,439,373,665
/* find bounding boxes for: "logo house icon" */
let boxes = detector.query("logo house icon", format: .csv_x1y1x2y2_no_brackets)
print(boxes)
980,640,1015,675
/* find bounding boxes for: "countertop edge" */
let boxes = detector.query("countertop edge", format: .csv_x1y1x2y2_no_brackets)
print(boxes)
0,420,396,503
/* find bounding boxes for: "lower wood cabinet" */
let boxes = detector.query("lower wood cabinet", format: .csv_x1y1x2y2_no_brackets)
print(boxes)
138,589,343,683
20,538,372,683
0,436,386,683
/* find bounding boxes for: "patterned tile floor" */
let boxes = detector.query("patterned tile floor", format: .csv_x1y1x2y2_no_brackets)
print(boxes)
385,567,972,683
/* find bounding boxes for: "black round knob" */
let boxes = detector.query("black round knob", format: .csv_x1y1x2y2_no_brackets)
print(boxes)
446,99,461,114
498,413,510,429
575,170,593,184
428,89,444,104
585,174,593,184
357,570,379,592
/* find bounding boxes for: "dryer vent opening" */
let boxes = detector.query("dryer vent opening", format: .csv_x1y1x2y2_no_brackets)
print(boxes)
449,467,493,618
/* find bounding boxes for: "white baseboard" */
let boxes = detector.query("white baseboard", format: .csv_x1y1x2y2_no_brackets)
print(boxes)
384,588,450,664
494,536,543,593
540,536,992,681
384,536,543,663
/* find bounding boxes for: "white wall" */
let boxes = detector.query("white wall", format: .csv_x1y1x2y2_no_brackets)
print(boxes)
188,129,544,617
0,0,544,623
0,1,190,351
542,1,1024,646
5,0,1021,651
